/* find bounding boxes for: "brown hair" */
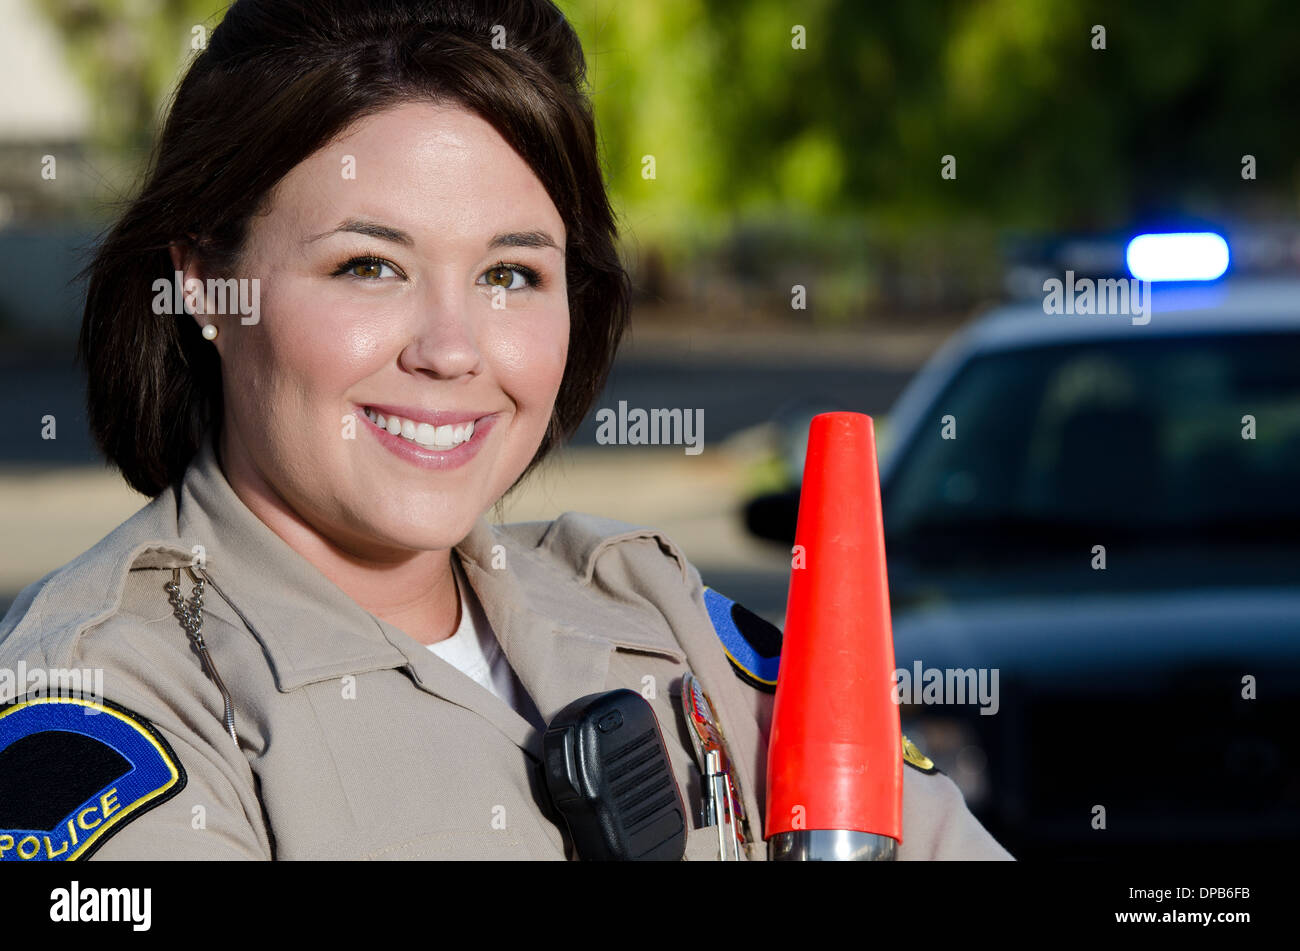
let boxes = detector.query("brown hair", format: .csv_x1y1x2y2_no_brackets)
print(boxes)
78,0,629,498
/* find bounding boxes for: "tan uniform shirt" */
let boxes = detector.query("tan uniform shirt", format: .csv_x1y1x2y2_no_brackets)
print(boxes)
0,433,1011,860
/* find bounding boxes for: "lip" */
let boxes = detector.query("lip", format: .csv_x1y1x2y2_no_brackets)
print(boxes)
360,403,488,427
355,403,499,471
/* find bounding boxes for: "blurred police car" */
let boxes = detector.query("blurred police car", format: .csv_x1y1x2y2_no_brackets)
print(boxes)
744,233,1300,859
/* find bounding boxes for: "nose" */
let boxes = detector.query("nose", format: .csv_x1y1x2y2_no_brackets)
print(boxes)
397,282,483,380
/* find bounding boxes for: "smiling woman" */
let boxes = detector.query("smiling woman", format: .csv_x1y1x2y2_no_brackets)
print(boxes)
167,99,576,639
0,0,1008,862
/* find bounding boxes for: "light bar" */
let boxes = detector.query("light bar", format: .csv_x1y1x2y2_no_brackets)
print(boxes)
1125,232,1229,282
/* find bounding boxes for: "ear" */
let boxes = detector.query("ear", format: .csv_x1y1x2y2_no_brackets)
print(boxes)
168,236,213,339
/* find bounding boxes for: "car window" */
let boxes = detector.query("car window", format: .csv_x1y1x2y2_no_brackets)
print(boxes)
884,330,1300,590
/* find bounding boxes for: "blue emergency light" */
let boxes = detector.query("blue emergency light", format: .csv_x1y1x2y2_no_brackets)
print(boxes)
1125,232,1230,282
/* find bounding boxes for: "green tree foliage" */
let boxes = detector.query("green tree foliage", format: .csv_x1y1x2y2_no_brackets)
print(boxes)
43,0,1300,230
561,0,1300,232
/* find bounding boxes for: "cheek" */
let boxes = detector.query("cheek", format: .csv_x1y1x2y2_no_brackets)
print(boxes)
231,288,393,412
292,320,390,385
489,308,570,403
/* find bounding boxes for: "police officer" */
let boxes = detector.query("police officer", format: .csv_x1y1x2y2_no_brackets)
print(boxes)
0,0,1009,861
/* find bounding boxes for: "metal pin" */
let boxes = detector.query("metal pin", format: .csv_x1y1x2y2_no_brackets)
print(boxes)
704,750,742,861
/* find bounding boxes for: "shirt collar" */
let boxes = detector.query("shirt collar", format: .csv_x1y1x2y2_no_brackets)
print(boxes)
177,431,409,691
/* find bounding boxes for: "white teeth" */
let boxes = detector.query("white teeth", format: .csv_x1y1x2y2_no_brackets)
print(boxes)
364,407,477,450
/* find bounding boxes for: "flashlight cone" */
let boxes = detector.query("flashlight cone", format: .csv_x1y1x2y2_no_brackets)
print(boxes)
764,412,903,842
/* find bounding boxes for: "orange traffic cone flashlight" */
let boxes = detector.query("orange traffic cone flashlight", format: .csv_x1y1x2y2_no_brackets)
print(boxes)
765,412,903,860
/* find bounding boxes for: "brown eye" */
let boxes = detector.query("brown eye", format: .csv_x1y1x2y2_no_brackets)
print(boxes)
332,255,401,280
478,262,542,291
485,266,514,287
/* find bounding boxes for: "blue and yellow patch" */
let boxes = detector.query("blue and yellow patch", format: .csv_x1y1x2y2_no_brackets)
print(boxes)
703,587,782,693
0,696,186,861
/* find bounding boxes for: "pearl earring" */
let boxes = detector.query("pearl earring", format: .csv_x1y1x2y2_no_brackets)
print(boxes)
201,323,218,341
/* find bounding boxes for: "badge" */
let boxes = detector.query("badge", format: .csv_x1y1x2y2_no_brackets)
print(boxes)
680,671,752,853
0,695,187,861
702,587,781,693
902,734,938,774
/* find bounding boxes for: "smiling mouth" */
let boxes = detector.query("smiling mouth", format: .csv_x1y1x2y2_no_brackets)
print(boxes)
361,406,483,450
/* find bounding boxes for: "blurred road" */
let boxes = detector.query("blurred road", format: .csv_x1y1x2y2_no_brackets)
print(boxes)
0,326,944,619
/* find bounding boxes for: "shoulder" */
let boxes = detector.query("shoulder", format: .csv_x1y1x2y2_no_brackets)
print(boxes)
491,511,778,689
495,510,692,582
493,511,713,640
0,483,242,724
0,607,272,860
0,492,272,860
900,757,1014,860
0,487,185,668
472,511,705,666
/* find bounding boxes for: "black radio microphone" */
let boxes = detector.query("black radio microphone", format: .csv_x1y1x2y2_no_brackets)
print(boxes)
541,689,688,861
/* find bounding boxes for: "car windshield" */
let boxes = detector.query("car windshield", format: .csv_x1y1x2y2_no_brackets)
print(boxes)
884,329,1300,601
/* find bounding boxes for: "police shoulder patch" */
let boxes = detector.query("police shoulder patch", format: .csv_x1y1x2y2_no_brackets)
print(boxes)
0,695,186,861
702,586,781,693
902,734,938,774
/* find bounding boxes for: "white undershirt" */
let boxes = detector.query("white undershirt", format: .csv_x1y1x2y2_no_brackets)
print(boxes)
427,556,546,730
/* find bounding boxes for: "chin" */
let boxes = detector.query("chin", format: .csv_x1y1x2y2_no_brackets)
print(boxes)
352,496,486,553
343,520,477,557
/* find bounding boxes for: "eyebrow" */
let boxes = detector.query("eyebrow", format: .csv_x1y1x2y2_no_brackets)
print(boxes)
303,217,563,255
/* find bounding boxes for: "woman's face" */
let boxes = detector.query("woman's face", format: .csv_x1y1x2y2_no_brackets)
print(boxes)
193,100,569,557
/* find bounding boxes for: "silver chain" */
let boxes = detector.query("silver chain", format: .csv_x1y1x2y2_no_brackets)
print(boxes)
165,569,207,646
166,567,240,746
